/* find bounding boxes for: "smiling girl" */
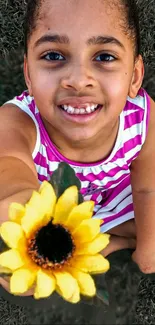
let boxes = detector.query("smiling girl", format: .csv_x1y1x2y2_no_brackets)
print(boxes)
0,0,155,295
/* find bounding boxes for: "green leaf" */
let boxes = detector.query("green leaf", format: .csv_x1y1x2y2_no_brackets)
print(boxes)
81,275,110,307
81,290,109,307
78,192,84,204
49,162,83,203
96,288,109,306
0,236,9,254
0,236,12,278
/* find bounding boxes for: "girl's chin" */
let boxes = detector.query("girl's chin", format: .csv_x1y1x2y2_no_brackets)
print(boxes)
63,129,99,143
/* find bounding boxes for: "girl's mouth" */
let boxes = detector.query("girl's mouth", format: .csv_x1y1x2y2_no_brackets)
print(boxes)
59,104,102,115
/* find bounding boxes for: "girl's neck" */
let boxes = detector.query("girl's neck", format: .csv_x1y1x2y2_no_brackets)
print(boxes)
42,118,119,164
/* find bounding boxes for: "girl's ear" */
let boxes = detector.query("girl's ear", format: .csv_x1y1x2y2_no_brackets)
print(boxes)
128,55,144,98
23,54,33,96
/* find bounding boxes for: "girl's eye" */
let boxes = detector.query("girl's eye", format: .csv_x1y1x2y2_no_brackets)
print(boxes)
42,52,65,61
95,53,116,62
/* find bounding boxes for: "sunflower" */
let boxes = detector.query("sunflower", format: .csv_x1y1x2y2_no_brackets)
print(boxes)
0,181,110,303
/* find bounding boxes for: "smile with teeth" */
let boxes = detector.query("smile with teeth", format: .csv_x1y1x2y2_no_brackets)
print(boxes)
60,104,101,115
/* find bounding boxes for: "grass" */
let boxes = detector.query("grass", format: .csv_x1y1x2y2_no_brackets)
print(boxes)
1,250,155,324
0,0,155,324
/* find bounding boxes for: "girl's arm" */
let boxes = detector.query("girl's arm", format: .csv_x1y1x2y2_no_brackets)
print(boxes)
0,103,39,294
130,96,155,273
0,103,39,220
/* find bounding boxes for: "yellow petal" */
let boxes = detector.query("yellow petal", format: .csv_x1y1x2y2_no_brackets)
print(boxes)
72,254,110,274
66,201,94,231
0,249,25,271
10,267,37,294
56,284,80,303
67,287,80,303
9,203,25,224
0,222,26,249
28,191,42,209
39,181,57,217
22,183,56,237
68,267,96,297
75,234,110,255
73,219,101,244
21,204,47,237
34,269,56,299
54,270,79,300
53,186,78,224
28,191,51,223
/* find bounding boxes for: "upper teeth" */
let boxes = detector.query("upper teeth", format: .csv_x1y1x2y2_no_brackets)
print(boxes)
62,104,98,114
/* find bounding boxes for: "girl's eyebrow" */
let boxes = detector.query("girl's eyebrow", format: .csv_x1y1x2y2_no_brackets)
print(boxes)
34,33,125,50
88,36,125,50
34,34,69,48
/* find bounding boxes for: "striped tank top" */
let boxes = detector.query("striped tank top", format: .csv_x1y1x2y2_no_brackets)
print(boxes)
6,88,150,233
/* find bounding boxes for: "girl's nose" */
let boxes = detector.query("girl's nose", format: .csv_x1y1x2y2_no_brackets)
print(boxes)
60,64,97,92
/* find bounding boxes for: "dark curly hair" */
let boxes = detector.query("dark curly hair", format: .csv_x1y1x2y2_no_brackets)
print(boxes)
24,0,141,57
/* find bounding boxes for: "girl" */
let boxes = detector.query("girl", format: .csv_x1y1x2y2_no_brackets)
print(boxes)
0,0,155,295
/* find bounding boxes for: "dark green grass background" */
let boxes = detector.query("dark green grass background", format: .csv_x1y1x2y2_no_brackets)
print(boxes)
0,0,155,324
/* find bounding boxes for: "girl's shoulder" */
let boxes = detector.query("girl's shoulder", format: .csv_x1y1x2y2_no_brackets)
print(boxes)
5,90,37,118
4,89,39,141
125,88,150,112
122,88,151,146
1,90,37,156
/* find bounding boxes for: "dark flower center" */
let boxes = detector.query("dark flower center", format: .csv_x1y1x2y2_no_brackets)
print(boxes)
28,221,75,269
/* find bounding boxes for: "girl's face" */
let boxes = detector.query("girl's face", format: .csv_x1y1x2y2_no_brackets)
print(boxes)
24,0,144,144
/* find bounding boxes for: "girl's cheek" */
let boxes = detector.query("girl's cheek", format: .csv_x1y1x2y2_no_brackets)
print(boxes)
100,79,130,107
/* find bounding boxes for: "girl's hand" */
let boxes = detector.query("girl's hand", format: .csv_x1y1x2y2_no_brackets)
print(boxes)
0,277,34,296
132,249,155,274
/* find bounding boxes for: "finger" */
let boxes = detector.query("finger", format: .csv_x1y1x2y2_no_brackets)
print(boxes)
20,288,34,296
0,277,10,291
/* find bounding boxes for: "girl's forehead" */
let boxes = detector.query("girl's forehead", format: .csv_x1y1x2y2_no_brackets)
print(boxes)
37,0,121,30
39,0,118,12
32,0,124,42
